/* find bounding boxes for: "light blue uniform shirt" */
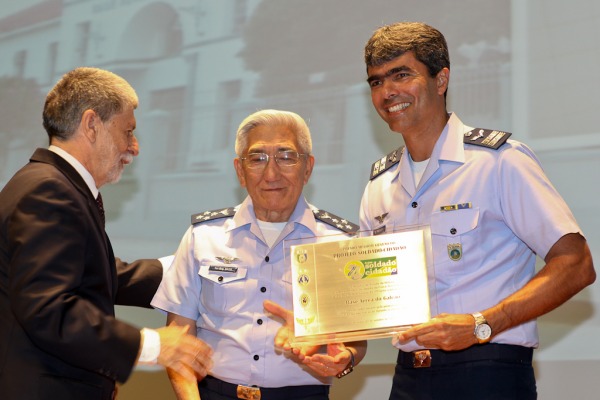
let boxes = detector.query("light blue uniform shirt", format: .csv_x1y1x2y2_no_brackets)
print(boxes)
359,113,581,352
152,196,353,387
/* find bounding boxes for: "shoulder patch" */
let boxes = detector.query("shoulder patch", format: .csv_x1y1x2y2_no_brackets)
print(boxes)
370,146,403,180
191,207,236,225
312,209,359,234
463,128,511,150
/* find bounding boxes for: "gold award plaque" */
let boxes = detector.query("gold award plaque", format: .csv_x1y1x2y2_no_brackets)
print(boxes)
289,228,432,345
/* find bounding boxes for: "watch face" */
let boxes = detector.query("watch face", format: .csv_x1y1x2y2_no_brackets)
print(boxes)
475,324,492,339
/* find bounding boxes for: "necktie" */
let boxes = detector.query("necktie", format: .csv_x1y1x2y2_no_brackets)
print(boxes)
96,192,105,226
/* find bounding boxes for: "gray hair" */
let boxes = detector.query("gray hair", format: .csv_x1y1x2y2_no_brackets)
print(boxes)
43,67,138,141
235,109,312,156
364,21,450,77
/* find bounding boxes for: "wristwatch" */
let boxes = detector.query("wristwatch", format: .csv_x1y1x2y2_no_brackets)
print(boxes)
471,312,492,343
336,349,355,378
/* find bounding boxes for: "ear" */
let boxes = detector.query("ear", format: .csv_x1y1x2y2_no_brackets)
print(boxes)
233,158,247,188
436,68,450,95
81,109,100,143
303,155,315,185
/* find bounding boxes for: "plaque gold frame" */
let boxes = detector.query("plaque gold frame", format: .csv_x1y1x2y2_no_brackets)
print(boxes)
285,226,434,346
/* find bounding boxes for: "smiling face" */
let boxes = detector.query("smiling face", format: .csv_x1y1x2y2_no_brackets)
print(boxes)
234,124,314,222
367,51,449,138
95,107,139,186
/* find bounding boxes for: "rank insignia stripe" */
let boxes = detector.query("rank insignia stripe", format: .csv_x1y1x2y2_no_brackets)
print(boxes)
312,208,359,234
370,146,403,180
463,128,512,150
191,207,237,224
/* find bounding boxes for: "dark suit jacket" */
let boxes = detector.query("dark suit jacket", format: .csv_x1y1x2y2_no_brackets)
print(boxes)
0,148,163,400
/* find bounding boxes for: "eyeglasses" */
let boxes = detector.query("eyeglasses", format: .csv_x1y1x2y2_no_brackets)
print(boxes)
240,150,307,169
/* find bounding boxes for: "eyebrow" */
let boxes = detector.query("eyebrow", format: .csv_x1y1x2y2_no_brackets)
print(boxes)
367,66,411,84
248,145,295,153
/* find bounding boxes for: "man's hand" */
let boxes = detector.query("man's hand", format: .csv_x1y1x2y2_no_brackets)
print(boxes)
155,325,213,382
263,300,320,359
303,343,354,377
396,313,477,351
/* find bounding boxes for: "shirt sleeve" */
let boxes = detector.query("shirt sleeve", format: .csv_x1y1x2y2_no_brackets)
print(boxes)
151,226,202,320
138,328,161,364
498,144,582,259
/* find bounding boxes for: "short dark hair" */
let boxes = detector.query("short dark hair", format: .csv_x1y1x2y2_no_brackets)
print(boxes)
43,67,138,141
364,21,450,78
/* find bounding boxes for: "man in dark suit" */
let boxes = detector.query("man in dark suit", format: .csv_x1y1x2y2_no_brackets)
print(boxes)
0,67,213,400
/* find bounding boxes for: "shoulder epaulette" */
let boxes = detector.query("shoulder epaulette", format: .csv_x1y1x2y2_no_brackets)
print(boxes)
463,128,511,150
312,209,359,234
370,146,403,180
191,207,236,225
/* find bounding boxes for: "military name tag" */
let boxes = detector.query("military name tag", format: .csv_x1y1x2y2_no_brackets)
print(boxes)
208,265,238,273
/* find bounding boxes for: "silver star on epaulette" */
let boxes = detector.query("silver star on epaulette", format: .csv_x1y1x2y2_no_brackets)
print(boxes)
215,256,239,264
332,218,339,223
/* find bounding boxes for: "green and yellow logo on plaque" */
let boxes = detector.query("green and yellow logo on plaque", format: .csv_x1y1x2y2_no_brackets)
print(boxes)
344,256,398,280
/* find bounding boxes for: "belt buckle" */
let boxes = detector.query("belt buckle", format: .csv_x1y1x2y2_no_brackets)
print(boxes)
413,350,431,368
237,384,261,400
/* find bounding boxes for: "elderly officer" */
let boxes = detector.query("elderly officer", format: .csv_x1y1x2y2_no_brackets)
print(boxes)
152,109,367,400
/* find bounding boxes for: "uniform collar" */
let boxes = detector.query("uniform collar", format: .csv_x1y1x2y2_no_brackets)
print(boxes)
396,113,470,194
229,195,317,236
435,112,471,164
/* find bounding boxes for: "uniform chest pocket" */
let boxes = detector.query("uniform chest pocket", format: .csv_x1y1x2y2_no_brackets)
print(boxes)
198,264,248,315
429,208,480,277
430,208,479,238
